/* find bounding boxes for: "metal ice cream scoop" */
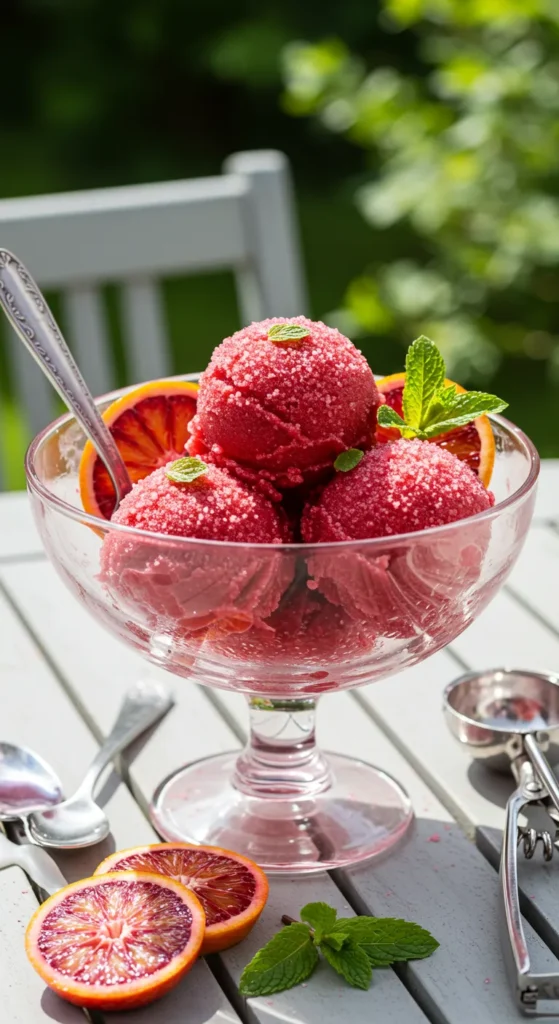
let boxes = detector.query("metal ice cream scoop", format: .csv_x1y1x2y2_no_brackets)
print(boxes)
445,668,559,1017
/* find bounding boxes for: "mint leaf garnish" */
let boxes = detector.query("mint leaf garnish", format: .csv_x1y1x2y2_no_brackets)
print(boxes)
376,406,411,434
165,456,208,484
320,940,372,990
239,903,439,997
268,323,310,344
380,335,508,444
322,931,349,951
301,902,338,942
334,448,365,472
403,335,446,430
330,917,440,966
421,391,508,437
239,923,318,997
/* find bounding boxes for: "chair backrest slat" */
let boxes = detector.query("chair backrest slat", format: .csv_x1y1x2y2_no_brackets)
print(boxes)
226,151,308,321
0,176,249,287
63,285,114,398
4,319,54,437
120,278,170,383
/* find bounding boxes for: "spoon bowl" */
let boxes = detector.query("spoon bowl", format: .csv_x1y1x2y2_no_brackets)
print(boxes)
0,743,63,820
26,796,109,849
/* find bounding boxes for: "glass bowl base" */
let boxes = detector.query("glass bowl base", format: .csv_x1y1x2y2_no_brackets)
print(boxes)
149,751,414,873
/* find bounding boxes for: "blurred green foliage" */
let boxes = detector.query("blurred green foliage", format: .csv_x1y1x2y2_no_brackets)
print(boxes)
0,0,558,482
282,0,559,389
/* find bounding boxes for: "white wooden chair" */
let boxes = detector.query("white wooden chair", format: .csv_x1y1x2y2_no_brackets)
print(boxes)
0,150,308,488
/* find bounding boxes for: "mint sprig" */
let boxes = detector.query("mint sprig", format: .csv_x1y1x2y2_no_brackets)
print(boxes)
238,901,439,997
267,323,310,344
165,456,208,484
377,335,508,439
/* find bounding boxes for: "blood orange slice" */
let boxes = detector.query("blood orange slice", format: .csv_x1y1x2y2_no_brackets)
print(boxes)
79,379,198,520
376,372,496,487
95,843,269,954
25,871,205,1011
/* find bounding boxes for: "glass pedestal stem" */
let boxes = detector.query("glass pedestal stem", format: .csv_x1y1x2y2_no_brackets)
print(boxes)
233,698,332,798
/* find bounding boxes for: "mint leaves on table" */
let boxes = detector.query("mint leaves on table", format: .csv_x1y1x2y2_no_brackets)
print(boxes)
377,335,508,439
267,323,310,344
334,448,364,472
165,456,208,484
239,923,319,997
238,901,439,997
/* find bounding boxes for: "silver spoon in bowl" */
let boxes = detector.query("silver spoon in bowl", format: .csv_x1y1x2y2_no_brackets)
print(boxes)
0,248,131,508
25,680,173,849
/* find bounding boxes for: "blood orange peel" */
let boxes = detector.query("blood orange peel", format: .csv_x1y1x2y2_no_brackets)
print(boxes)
25,871,205,1011
79,379,198,520
95,843,269,954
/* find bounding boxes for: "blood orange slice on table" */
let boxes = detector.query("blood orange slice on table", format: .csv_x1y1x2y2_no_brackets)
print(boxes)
25,871,205,1011
95,843,269,954
79,379,198,520
375,372,496,487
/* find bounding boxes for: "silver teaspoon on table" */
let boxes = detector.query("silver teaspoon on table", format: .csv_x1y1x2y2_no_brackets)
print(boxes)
0,248,132,508
25,681,173,849
0,743,63,820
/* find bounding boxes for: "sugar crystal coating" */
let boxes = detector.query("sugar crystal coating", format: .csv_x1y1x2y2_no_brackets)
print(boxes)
100,465,293,634
302,439,494,542
187,316,380,496
110,463,289,543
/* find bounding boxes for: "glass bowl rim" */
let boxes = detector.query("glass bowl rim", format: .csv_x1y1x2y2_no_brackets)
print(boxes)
24,378,540,553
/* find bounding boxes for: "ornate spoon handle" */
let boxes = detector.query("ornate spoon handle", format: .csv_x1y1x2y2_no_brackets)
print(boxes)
0,248,131,506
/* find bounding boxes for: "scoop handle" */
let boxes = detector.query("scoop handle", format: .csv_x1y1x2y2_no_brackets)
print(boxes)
524,733,559,818
0,248,131,506
500,758,559,1015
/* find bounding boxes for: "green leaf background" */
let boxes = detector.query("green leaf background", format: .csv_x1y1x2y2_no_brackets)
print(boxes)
1,0,559,490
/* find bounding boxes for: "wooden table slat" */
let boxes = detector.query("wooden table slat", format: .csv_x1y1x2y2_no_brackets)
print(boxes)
531,459,559,524
0,492,40,562
504,522,559,637
0,865,84,1023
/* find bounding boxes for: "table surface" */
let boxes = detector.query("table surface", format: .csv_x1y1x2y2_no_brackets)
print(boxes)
1,463,559,1024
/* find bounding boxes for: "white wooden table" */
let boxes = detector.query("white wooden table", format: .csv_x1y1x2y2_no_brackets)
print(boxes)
1,463,559,1024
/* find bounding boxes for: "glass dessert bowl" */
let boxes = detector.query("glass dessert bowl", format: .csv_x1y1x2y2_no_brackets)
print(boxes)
25,383,539,872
